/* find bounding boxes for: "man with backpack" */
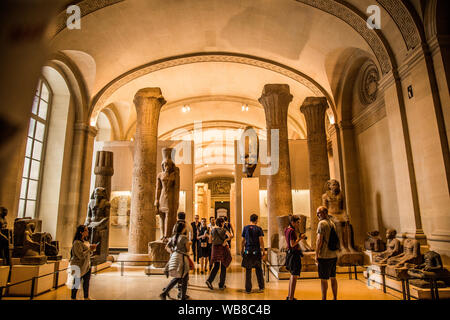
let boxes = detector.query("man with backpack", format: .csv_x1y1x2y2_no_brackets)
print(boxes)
315,206,339,300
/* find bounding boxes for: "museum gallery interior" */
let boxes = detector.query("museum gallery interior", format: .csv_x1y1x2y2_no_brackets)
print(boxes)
0,0,449,301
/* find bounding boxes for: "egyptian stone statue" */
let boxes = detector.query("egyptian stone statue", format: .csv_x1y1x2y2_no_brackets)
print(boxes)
364,230,386,252
0,207,10,265
21,223,47,265
240,126,259,178
42,233,61,260
155,148,180,241
408,251,450,287
387,238,422,268
373,229,402,264
322,179,356,252
85,187,111,264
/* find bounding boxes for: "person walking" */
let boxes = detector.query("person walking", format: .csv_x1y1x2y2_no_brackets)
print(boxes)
315,206,339,300
241,214,265,294
197,217,210,274
191,215,201,265
160,221,191,300
205,217,231,290
69,225,97,300
285,215,306,300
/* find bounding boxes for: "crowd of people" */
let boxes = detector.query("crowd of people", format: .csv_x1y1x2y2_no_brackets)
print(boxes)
68,207,341,301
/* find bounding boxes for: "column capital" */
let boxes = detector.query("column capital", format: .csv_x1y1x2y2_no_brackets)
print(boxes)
74,122,98,136
300,97,328,120
133,87,166,109
94,150,114,177
258,84,293,128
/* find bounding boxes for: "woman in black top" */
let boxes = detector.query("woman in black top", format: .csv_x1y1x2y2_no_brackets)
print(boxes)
197,218,210,274
285,215,306,300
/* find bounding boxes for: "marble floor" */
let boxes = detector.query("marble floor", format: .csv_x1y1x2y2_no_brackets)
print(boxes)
3,256,399,300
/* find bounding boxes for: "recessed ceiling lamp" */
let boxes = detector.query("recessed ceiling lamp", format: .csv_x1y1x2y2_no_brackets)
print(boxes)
241,104,249,112
182,105,191,113
207,171,212,175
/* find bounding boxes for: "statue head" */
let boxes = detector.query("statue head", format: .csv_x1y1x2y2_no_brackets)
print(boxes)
0,207,7,218
43,233,52,244
26,222,35,233
424,251,442,269
367,230,380,237
162,158,175,173
92,187,107,200
386,229,396,239
326,179,341,194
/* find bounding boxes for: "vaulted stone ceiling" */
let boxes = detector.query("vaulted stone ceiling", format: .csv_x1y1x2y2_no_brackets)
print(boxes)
48,0,417,139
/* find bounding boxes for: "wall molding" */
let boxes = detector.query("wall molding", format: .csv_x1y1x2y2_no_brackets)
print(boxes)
352,98,386,135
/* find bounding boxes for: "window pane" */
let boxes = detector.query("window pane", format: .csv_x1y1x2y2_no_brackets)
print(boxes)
41,83,49,102
35,121,45,141
32,141,42,160
27,180,38,200
38,100,48,120
31,96,39,115
30,160,40,180
18,200,25,218
25,200,36,218
22,157,30,177
20,178,28,198
28,119,36,137
25,138,33,157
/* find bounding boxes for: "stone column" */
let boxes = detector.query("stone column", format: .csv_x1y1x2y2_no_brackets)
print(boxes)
128,88,166,255
94,151,114,200
259,84,293,249
300,97,330,248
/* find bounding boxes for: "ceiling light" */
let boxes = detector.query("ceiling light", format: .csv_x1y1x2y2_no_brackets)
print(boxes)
207,172,212,175
182,105,191,113
241,104,249,112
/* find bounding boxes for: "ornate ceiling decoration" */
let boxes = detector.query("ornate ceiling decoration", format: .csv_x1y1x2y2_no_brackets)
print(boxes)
376,0,421,50
359,60,380,105
296,0,392,75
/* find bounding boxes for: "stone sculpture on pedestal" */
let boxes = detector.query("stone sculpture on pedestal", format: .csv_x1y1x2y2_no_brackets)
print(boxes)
373,229,401,264
408,251,450,288
0,207,10,265
240,126,259,178
12,218,42,258
43,233,61,261
385,238,422,278
20,223,47,265
322,179,363,265
85,187,111,265
155,148,180,242
364,231,386,252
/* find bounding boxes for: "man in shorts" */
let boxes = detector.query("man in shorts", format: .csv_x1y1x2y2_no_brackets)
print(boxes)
315,206,338,300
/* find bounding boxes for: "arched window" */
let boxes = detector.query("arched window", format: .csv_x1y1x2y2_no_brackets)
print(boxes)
18,78,52,218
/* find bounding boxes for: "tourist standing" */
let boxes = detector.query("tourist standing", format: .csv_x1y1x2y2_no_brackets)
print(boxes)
197,217,210,274
285,215,306,300
315,206,339,300
241,214,265,293
69,225,97,300
160,221,191,300
207,216,216,270
205,217,231,290
223,216,234,249
191,215,201,265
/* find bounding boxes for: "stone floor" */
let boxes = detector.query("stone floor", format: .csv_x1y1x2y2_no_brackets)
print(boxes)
3,255,399,300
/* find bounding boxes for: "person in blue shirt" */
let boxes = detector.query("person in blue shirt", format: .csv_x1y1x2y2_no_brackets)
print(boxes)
241,213,266,294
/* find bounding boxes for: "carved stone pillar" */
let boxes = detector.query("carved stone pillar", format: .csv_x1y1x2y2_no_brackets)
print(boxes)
94,151,114,200
258,84,293,249
300,97,330,247
128,88,166,256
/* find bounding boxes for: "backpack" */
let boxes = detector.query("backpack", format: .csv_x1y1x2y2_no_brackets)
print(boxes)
326,220,340,251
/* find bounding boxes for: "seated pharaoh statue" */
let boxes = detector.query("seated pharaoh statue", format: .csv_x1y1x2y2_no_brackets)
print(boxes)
373,229,402,264
322,179,356,253
408,251,450,287
387,238,422,268
364,231,386,252
42,233,61,260
85,187,111,265
20,223,47,265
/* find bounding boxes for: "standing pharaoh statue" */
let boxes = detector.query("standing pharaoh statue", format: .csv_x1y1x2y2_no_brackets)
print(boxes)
322,179,356,253
155,148,180,242
240,126,259,178
85,187,111,265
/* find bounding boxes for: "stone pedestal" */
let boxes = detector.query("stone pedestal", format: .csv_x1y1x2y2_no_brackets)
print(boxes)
20,255,47,265
0,265,9,287
337,252,364,266
9,263,53,296
47,255,62,261
49,259,68,288
258,84,294,250
241,178,260,227
148,240,170,268
300,97,330,248
117,252,151,266
128,88,166,259
385,265,410,278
